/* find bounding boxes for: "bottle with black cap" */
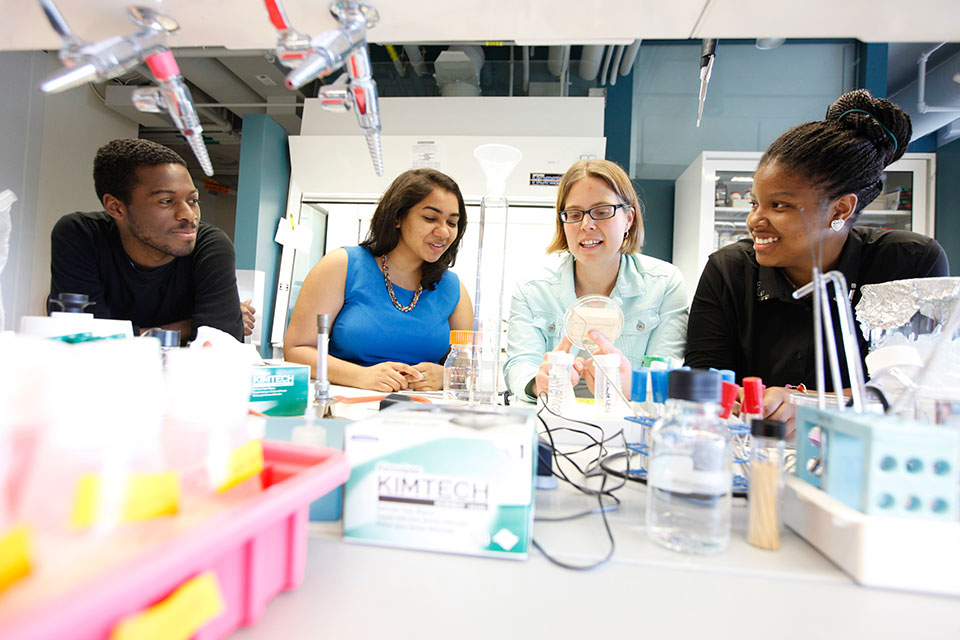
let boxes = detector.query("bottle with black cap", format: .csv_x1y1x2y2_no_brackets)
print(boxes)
646,368,733,555
747,418,787,550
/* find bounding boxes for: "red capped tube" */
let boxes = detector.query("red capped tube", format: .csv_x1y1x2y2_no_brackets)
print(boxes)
742,376,765,415
719,381,740,419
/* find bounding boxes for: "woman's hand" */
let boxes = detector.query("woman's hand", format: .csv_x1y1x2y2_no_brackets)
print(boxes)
408,362,444,391
581,330,632,398
533,336,585,398
734,385,797,439
762,386,797,439
357,362,421,392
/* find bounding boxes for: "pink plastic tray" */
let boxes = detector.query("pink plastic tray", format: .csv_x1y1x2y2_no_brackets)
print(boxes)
0,441,349,640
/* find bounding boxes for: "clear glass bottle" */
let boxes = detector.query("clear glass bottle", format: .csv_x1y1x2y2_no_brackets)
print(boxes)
443,330,475,402
646,369,732,555
546,350,576,415
747,418,787,550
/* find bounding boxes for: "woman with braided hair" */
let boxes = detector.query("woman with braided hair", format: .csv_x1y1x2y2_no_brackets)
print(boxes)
684,89,949,429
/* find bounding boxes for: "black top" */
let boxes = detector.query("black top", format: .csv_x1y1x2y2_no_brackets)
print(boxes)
48,211,243,341
684,227,949,391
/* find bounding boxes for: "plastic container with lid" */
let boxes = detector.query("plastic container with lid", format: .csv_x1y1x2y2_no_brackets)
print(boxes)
594,353,627,418
563,295,623,354
646,369,732,555
443,330,476,403
18,338,170,535
163,346,257,501
546,350,576,415
747,418,787,550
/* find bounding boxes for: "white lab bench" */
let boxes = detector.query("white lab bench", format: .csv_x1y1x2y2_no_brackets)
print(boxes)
235,391,960,640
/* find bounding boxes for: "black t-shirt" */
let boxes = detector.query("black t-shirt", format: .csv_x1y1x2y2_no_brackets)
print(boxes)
48,211,243,341
684,227,949,390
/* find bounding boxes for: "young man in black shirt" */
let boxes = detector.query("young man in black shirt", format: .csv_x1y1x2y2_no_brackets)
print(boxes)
48,138,246,342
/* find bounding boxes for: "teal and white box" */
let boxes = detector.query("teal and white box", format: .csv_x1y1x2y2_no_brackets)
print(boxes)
249,363,309,416
343,404,537,560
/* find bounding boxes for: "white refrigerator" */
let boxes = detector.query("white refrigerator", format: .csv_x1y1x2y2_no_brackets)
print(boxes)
672,150,937,301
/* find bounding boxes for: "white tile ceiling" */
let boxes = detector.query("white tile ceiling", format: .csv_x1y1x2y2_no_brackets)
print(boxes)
3,0,958,51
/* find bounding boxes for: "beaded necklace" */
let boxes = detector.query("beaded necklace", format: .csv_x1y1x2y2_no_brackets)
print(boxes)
380,255,423,313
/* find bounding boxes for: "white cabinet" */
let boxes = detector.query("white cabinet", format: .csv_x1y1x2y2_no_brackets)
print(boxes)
672,151,937,301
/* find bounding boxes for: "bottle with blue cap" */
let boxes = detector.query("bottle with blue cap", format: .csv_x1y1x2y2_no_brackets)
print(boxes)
646,368,732,555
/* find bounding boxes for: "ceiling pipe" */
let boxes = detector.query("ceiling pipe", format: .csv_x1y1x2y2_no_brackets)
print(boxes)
598,44,614,86
172,47,273,58
192,102,303,108
607,45,624,86
559,46,570,96
889,46,960,142
522,45,530,94
917,43,960,113
508,45,514,96
578,45,604,81
619,39,641,75
403,44,428,76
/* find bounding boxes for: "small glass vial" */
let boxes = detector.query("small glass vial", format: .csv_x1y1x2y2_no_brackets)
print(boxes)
747,418,787,550
443,330,475,403
646,369,732,555
546,351,576,415
594,353,626,418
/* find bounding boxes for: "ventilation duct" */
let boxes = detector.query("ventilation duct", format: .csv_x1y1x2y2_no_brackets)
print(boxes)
433,45,484,96
889,47,960,144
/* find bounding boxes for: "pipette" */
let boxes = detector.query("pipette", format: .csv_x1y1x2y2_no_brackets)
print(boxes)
263,0,384,176
697,38,718,128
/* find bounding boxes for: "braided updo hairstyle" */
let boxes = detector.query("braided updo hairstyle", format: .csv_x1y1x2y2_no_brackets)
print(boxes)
758,89,912,222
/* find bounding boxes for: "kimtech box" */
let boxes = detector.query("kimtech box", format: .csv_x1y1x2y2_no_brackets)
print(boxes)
249,362,310,416
343,404,537,560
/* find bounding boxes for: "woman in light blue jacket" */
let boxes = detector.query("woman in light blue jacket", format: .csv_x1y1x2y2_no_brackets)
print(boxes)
503,159,688,402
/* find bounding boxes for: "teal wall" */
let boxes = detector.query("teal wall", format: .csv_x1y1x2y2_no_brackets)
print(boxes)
233,114,290,357
935,137,960,275
634,179,675,263
603,41,857,266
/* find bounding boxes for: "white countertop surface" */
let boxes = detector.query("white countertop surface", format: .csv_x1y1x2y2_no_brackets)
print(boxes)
234,411,960,640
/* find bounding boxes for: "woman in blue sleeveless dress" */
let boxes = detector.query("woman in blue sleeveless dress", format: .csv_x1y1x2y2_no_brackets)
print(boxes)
284,169,474,392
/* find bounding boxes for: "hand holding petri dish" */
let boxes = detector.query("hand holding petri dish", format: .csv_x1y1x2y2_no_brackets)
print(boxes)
563,295,624,353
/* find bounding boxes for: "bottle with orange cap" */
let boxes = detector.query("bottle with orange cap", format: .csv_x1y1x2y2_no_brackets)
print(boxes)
443,330,476,403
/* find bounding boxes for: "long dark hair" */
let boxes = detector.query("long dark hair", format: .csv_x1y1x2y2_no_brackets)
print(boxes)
758,89,911,222
361,169,467,290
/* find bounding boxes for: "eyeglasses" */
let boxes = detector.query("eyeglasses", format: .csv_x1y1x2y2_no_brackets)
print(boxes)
558,203,628,223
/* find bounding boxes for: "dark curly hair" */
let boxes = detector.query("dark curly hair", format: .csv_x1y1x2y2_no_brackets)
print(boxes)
361,169,467,290
93,138,187,205
758,89,912,222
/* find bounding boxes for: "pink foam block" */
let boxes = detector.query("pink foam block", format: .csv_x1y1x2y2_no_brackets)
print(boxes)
0,441,349,640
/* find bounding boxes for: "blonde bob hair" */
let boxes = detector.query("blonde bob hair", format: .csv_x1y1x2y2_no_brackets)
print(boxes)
545,159,644,254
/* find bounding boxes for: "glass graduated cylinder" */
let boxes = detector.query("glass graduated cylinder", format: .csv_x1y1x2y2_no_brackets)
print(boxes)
470,195,509,404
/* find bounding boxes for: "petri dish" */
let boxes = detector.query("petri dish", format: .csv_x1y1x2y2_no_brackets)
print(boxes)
563,295,624,353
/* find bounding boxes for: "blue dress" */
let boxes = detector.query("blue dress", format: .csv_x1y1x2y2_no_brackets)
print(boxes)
330,245,461,366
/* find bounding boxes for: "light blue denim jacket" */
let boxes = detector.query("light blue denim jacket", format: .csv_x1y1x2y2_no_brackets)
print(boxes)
503,252,688,401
